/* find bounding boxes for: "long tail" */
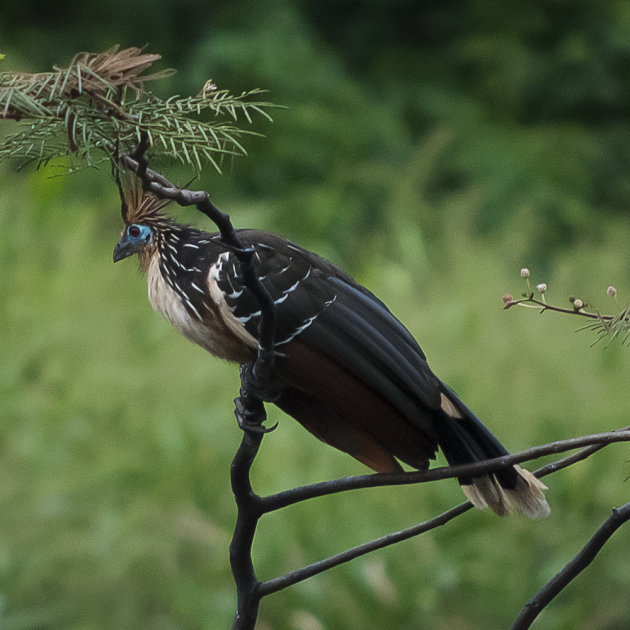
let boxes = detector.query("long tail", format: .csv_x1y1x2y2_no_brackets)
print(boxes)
435,384,550,519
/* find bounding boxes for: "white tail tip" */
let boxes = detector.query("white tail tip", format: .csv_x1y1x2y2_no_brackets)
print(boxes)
461,466,550,519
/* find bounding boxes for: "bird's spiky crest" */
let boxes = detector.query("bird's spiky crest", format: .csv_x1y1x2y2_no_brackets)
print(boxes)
119,175,174,227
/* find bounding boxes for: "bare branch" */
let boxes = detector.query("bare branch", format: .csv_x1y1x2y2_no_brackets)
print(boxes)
254,431,627,596
511,502,630,629
260,429,630,512
229,431,265,630
259,503,472,597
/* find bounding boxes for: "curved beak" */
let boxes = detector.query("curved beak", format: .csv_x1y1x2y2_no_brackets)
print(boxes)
113,233,134,263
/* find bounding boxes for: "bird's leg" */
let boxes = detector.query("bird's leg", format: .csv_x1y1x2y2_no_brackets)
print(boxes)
240,353,281,400
234,362,279,434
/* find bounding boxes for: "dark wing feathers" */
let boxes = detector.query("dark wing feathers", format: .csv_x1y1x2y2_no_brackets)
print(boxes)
228,233,440,416
315,279,438,401
217,233,339,345
208,229,444,469
298,291,438,423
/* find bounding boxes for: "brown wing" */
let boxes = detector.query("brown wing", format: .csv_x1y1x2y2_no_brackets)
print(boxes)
274,340,436,472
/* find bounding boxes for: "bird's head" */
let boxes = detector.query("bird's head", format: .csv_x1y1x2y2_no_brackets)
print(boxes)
113,175,174,264
113,223,155,262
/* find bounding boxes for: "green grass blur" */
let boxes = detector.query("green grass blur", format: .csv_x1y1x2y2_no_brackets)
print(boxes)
1,165,630,629
3,2,630,627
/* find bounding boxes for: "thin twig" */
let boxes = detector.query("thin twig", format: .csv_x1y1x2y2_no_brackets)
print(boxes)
532,441,609,478
504,295,612,322
511,502,630,629
259,503,472,596
260,429,630,513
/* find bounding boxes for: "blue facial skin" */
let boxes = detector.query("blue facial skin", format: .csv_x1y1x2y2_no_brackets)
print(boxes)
113,224,154,262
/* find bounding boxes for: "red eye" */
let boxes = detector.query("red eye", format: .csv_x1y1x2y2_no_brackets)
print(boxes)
128,225,141,238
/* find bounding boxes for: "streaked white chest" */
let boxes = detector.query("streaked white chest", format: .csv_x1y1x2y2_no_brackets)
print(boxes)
146,255,214,349
145,254,254,362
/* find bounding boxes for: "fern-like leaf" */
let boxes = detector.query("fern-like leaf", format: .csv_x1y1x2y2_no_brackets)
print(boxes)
0,47,276,172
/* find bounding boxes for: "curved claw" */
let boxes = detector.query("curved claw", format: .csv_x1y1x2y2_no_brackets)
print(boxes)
233,394,278,434
239,418,279,434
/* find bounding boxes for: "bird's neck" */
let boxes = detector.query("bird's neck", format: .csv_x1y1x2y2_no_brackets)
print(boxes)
137,243,158,273
137,221,189,273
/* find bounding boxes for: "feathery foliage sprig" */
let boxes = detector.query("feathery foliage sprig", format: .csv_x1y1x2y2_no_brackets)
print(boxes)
0,46,275,171
504,269,630,345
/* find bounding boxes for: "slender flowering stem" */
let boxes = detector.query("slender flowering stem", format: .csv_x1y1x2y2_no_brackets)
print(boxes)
504,294,611,320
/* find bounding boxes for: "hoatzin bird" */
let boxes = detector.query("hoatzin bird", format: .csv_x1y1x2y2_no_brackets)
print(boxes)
113,184,549,519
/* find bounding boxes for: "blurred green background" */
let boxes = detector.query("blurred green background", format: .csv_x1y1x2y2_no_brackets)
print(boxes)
2,1,630,628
